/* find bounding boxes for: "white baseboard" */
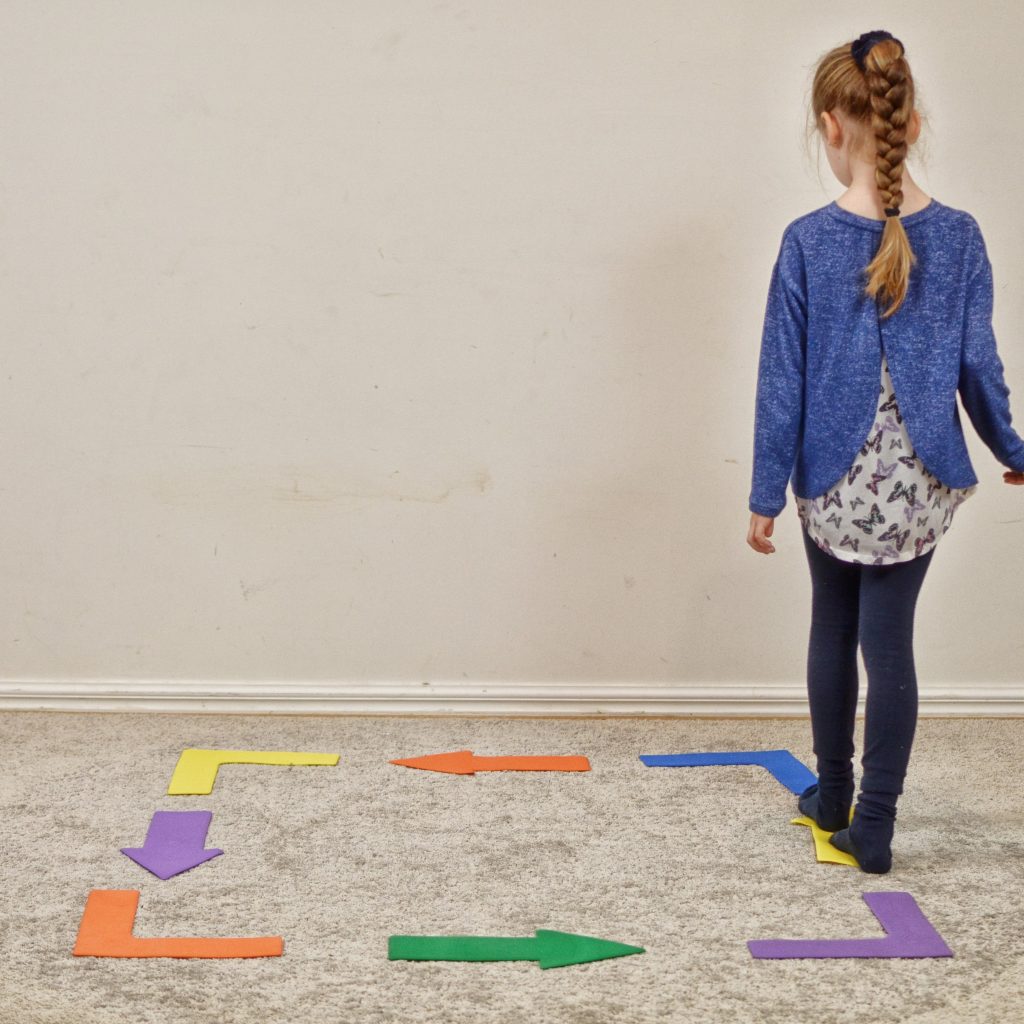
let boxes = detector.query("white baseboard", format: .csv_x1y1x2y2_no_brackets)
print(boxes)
0,679,1022,716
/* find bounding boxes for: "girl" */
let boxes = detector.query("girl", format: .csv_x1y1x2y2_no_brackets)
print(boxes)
746,29,1024,873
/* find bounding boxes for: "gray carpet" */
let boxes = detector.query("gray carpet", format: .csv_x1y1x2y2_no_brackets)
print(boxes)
1,711,1023,1024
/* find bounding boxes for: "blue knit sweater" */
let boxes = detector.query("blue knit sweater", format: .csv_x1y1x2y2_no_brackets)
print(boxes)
749,198,1024,518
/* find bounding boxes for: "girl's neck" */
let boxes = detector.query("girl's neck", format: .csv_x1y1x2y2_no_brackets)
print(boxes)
836,173,931,219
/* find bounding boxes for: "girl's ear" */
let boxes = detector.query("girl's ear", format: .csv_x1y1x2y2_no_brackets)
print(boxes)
819,110,842,149
907,108,922,145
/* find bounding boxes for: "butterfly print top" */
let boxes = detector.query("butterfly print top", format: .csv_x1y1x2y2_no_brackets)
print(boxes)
795,352,978,565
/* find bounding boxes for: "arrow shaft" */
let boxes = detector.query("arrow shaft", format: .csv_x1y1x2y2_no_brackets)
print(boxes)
167,749,339,795
473,755,589,772
144,811,211,848
389,935,537,962
640,751,816,794
748,893,953,959
73,890,282,959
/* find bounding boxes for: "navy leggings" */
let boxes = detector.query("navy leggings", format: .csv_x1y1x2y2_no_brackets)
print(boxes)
800,526,936,832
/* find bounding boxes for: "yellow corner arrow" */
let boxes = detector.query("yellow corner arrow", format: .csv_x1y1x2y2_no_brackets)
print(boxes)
790,812,858,866
167,748,339,795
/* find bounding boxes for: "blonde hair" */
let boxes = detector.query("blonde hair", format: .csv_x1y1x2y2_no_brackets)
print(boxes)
808,35,919,318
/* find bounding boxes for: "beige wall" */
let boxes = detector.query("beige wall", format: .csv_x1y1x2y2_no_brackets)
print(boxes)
2,3,1022,711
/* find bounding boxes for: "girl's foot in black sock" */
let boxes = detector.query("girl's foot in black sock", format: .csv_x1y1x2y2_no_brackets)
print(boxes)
829,811,893,874
797,781,852,833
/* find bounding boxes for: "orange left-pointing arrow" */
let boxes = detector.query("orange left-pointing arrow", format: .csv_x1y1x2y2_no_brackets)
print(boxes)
390,749,590,775
72,890,283,958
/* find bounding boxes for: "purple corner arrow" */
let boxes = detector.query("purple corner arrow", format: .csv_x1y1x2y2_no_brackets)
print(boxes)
748,892,954,959
120,810,224,880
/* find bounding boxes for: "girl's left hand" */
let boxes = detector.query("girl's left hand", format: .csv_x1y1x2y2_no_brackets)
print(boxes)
748,512,776,554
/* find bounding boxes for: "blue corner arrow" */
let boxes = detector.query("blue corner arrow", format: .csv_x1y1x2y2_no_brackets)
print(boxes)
639,749,816,795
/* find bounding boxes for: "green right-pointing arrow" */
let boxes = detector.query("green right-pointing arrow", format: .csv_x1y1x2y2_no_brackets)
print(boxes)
388,929,644,969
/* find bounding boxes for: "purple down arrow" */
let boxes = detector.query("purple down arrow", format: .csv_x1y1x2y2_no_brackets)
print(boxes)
121,810,224,880
748,891,954,959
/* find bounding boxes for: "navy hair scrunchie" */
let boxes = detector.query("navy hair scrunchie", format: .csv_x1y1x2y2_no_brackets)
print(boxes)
851,29,905,72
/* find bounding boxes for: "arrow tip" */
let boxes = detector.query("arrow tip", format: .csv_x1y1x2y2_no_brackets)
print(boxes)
389,750,476,774
120,847,224,880
534,929,645,968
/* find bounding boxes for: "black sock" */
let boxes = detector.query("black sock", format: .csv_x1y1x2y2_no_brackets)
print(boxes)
829,810,894,873
797,781,852,832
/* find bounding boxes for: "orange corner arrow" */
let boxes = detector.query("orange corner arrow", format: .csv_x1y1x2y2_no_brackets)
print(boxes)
389,749,591,775
72,890,283,959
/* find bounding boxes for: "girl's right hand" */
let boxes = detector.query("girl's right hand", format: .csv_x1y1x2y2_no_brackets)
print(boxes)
748,512,777,554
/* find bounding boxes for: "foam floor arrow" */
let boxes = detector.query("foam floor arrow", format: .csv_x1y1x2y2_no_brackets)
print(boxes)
639,750,816,795
166,748,339,795
73,890,283,959
389,929,643,968
790,813,857,866
121,810,224,879
390,749,590,775
748,892,954,959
